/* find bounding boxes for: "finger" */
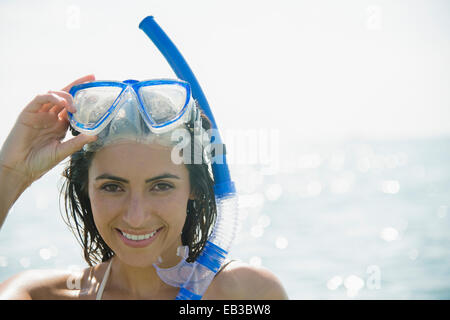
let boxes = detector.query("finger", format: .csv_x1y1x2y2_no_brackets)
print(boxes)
25,93,67,113
49,104,66,115
56,134,98,161
39,92,70,113
57,108,75,123
49,90,75,112
39,102,54,113
20,111,58,129
61,74,96,93
58,108,69,122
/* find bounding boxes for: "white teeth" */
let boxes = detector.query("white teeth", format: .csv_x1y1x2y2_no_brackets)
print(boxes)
121,229,157,241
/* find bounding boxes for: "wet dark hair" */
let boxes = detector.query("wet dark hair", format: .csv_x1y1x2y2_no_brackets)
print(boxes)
60,104,216,266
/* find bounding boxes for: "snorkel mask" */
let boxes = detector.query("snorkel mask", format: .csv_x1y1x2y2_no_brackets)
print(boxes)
68,79,195,136
68,78,202,152
68,16,238,300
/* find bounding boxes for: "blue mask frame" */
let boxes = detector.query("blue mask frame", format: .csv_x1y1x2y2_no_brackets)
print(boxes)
68,78,193,134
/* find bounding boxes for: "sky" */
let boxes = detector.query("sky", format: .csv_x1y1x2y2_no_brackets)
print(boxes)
0,0,449,145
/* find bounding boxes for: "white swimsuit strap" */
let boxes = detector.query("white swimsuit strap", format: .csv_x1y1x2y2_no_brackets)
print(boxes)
96,259,113,300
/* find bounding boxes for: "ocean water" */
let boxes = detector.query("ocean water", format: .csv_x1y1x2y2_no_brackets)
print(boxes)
1,136,449,299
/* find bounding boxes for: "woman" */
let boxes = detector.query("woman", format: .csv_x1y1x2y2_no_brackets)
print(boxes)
0,75,288,300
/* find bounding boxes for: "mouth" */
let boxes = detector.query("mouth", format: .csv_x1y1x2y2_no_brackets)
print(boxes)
115,227,163,248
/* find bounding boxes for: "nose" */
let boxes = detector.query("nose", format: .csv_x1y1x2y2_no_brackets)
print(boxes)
122,193,149,228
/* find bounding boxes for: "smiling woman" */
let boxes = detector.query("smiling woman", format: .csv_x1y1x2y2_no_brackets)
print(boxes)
60,137,214,299
64,141,209,268
0,74,288,300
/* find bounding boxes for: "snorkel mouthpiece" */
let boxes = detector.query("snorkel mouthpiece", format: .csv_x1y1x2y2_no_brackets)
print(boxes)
140,16,239,300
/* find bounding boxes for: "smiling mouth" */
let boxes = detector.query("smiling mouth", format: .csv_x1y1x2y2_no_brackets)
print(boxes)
115,227,163,247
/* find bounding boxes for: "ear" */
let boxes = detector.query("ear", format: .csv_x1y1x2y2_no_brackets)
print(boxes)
189,192,196,200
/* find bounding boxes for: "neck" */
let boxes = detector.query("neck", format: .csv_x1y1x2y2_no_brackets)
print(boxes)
108,257,180,299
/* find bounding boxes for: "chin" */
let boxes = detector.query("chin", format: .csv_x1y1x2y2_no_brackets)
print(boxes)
114,251,159,268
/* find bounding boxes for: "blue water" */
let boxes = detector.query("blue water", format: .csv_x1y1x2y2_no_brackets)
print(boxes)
1,136,449,299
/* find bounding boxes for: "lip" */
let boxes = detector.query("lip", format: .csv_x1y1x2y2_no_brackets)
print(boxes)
116,227,163,248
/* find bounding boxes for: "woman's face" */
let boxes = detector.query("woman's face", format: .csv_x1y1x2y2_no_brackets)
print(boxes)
88,142,192,268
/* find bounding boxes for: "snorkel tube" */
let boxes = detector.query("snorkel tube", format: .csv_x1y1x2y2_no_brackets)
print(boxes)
139,16,238,300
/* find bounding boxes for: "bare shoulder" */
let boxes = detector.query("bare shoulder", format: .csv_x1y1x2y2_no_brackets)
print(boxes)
0,265,96,300
205,261,289,300
0,269,65,299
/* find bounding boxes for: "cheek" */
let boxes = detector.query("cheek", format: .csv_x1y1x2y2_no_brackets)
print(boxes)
155,193,189,228
88,190,119,235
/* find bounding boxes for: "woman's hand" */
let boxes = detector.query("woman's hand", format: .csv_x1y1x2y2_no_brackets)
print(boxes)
0,75,98,186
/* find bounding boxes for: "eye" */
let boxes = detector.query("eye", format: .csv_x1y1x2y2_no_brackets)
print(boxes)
100,183,124,193
152,182,173,192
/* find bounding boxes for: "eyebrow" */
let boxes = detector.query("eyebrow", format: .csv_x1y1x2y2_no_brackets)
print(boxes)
95,173,180,184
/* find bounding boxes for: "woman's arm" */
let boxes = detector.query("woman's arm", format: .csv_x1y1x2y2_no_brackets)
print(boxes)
208,261,289,300
0,268,82,300
0,271,33,300
0,166,30,229
231,263,289,299
0,75,97,230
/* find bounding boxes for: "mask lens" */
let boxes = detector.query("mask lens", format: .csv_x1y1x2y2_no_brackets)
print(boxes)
72,86,123,128
138,84,187,125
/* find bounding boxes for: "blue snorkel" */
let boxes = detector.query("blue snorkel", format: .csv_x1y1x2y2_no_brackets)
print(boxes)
139,16,238,300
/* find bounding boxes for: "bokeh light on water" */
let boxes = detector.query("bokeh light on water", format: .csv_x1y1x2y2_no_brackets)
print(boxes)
228,136,450,299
